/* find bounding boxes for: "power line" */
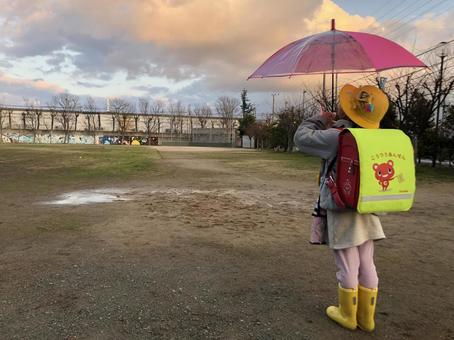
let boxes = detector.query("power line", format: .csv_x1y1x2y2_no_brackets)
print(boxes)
300,56,454,109
339,40,454,87
415,38,454,56
296,40,454,109
369,0,396,21
371,0,417,29
387,0,449,39
370,0,430,36
389,11,453,43
383,57,454,85
386,57,454,84
371,0,425,33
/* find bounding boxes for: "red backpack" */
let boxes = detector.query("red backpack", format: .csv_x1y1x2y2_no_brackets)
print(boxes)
325,129,360,209
324,128,415,213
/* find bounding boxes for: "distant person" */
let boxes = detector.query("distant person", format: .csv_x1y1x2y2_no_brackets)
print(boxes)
294,85,389,332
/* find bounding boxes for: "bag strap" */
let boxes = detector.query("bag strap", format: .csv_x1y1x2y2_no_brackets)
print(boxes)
325,171,346,209
312,196,327,217
317,127,347,210
323,154,346,209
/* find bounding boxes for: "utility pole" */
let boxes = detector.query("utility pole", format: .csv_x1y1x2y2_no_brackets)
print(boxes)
322,73,326,108
433,42,447,167
271,92,279,115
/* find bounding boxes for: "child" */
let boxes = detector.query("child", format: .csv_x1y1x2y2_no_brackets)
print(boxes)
294,84,389,332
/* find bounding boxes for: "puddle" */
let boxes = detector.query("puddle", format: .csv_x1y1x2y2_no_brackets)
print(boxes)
44,188,130,205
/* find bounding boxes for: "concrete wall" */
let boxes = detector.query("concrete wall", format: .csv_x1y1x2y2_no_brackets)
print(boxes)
0,108,240,146
0,129,239,146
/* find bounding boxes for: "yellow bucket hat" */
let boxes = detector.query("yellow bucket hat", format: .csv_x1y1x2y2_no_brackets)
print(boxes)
339,84,389,129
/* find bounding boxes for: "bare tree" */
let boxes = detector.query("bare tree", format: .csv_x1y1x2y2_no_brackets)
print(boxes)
193,104,212,129
74,111,80,131
6,108,13,129
0,104,6,143
138,97,150,116
167,101,177,138
216,96,240,127
278,105,304,152
385,61,454,165
187,105,194,138
22,98,42,143
140,98,160,145
168,100,185,140
216,96,239,146
150,99,164,133
47,107,57,132
175,101,185,134
40,104,58,143
110,98,133,142
21,111,26,129
422,67,454,166
50,93,80,143
392,75,414,128
84,96,99,144
132,101,140,132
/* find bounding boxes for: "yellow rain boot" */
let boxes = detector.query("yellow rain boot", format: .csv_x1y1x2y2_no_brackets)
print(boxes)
326,284,358,330
357,285,378,332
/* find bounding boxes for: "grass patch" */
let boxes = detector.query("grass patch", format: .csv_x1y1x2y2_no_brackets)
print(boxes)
160,149,321,174
161,148,454,182
416,164,454,183
223,151,321,178
0,144,160,194
2,144,450,199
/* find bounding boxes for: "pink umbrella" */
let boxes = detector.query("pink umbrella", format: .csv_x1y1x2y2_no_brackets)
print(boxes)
248,19,426,107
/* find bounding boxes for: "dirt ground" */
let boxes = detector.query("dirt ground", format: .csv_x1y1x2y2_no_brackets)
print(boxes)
1,145,453,339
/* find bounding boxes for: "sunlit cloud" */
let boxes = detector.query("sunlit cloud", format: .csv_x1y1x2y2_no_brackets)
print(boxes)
304,0,379,33
0,72,64,93
0,0,451,112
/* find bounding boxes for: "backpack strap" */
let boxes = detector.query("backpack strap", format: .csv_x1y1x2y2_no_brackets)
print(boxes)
324,156,346,209
312,195,327,217
325,171,346,209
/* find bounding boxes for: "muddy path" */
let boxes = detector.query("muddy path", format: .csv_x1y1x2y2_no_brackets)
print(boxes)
1,147,453,339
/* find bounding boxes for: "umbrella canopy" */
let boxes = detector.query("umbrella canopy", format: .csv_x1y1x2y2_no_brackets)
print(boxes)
248,26,426,79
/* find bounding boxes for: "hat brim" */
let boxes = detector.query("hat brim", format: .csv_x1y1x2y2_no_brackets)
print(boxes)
339,85,389,129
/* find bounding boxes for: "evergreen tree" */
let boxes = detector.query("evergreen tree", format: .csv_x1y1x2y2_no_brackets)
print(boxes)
240,89,255,115
238,89,256,146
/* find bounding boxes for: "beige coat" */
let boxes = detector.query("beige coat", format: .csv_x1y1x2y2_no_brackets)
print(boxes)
294,115,385,249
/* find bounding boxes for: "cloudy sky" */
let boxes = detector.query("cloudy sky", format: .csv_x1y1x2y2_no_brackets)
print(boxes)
0,0,452,114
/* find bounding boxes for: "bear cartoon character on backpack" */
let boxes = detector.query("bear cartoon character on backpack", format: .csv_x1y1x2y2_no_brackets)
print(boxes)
373,160,395,191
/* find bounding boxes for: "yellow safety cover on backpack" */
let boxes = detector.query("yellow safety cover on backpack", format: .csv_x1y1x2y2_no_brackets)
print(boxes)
348,128,416,213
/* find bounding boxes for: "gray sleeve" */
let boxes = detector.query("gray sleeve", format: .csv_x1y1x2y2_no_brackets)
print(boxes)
293,116,340,160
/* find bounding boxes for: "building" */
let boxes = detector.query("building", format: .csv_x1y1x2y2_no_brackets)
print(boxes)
0,106,240,146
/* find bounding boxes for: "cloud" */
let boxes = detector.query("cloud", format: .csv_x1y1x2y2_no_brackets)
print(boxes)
0,0,321,79
0,73,64,93
0,0,450,112
132,85,170,95
0,72,65,105
408,11,453,54
303,0,379,34
76,81,104,88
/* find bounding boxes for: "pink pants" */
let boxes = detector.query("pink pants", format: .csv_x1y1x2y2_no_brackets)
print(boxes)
333,240,378,289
